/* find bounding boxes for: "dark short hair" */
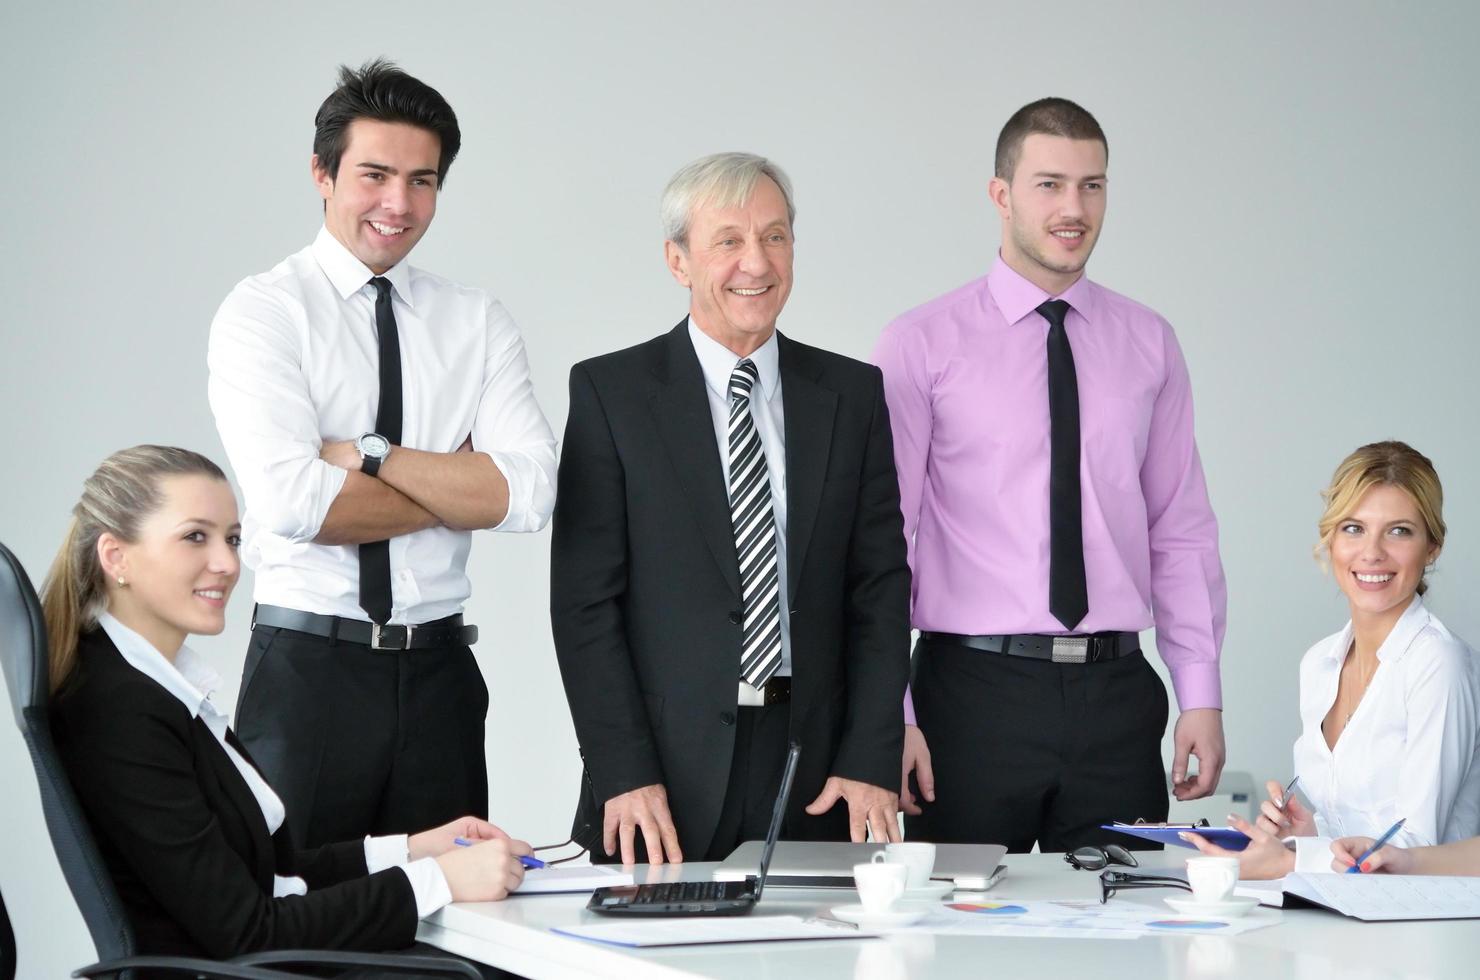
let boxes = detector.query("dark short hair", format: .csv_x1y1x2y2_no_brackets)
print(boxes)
995,97,1107,181
313,58,461,186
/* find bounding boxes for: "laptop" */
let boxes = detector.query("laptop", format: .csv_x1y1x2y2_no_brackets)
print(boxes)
714,840,1007,890
587,741,801,916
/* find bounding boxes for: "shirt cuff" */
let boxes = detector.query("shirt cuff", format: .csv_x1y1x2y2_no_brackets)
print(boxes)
364,834,410,874
398,858,455,918
486,448,556,533
903,686,917,727
1293,835,1338,874
273,874,308,897
1167,659,1223,712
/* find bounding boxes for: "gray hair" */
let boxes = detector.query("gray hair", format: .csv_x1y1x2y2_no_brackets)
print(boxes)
660,152,796,248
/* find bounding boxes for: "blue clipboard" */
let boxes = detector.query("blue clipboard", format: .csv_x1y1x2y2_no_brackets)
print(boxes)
1102,823,1251,851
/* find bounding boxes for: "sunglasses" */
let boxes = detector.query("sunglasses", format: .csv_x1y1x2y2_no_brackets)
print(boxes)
1098,869,1194,904
1064,844,1139,871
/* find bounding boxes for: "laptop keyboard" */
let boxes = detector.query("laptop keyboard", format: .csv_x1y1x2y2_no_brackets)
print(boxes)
633,880,738,904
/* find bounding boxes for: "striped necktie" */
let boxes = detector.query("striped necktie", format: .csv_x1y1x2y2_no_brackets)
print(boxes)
728,359,783,689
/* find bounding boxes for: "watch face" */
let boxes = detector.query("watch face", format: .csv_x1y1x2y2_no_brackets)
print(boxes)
360,434,390,458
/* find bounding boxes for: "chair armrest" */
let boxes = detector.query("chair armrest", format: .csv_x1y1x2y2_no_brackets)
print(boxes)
234,948,484,978
73,955,296,978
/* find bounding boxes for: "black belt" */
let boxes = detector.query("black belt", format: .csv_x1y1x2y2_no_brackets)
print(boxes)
252,604,479,651
920,630,1138,664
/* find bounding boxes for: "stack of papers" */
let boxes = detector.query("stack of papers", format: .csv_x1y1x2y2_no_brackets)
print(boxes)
513,865,634,894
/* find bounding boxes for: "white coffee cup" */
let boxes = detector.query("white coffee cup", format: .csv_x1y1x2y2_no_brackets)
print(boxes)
853,851,909,913
885,842,937,890
1185,856,1240,903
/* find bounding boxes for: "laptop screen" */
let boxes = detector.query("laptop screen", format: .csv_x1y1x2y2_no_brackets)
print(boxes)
753,741,801,900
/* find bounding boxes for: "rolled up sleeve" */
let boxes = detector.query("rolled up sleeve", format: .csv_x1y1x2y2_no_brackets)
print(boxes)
208,280,346,542
475,300,557,533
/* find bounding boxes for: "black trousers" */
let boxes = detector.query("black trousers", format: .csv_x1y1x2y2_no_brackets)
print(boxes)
589,701,793,865
236,624,490,848
906,635,1169,853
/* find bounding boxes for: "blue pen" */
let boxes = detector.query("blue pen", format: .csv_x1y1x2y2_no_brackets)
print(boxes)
1347,818,1406,874
453,837,546,869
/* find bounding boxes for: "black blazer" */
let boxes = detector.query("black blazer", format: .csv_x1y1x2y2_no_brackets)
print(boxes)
51,628,417,958
550,322,911,859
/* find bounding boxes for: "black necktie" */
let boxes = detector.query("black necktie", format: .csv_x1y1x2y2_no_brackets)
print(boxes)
1039,299,1087,631
360,277,403,625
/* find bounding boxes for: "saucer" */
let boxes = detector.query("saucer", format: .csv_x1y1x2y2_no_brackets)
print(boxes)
830,903,933,928
902,880,954,900
1164,895,1259,918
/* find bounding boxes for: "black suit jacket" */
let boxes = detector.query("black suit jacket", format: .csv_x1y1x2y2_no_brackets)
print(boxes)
550,322,910,859
51,628,418,958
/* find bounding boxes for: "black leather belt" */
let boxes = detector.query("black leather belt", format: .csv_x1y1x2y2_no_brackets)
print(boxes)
920,630,1139,664
252,604,478,651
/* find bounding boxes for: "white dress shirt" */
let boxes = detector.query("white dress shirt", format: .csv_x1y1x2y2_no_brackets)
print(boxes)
688,319,791,676
208,227,558,625
1290,596,1480,872
97,613,452,915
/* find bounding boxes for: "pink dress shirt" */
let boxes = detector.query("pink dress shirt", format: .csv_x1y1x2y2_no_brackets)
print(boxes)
874,257,1226,723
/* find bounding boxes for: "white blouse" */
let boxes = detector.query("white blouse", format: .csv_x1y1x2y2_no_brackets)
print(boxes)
1290,596,1480,872
97,613,451,913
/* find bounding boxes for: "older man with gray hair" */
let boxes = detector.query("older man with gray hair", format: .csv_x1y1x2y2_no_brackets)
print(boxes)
550,152,911,865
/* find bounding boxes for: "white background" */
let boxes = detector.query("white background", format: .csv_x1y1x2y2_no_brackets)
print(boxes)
2,1,1477,974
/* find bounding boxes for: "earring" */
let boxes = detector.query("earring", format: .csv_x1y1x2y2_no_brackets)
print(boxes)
116,576,127,587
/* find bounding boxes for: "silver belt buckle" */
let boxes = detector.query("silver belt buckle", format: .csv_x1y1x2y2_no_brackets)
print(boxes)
1051,636,1089,664
370,623,414,651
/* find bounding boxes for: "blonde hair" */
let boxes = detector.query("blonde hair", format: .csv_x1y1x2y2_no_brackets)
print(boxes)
41,446,227,694
1316,440,1445,594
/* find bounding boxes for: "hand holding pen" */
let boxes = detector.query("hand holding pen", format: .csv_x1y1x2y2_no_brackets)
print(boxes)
1342,818,1407,874
1255,775,1314,838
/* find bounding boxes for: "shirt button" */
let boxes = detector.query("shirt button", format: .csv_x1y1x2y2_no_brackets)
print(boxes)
728,611,743,625
719,711,736,726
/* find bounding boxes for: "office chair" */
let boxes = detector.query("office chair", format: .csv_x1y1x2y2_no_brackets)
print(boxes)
1,886,15,980
0,541,480,979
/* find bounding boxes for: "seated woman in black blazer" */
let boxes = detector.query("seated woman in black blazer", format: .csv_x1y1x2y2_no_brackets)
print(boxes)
42,445,533,958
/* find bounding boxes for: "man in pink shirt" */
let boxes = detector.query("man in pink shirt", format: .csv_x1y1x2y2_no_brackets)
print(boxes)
872,98,1227,851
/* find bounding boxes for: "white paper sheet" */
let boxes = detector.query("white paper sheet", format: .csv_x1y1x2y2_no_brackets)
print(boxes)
1284,873,1480,921
551,915,875,947
888,898,1280,938
1235,877,1287,908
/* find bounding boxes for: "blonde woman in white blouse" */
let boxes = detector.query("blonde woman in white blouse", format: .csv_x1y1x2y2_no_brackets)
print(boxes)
1186,441,1480,878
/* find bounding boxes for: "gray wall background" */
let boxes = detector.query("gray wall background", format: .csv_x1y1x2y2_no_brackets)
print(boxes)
2,0,1476,973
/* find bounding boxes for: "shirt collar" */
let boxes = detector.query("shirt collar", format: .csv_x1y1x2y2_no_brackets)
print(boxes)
986,252,1097,327
311,225,415,309
97,612,225,721
1325,594,1431,665
686,317,781,404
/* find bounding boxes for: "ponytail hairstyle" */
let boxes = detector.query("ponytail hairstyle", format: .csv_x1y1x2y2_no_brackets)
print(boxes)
41,446,227,694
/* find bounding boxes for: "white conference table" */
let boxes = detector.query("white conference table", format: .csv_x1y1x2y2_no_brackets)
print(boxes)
417,853,1480,979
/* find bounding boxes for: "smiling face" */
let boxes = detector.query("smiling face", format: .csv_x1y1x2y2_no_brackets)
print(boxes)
98,475,241,657
314,118,441,274
664,175,794,357
990,134,1107,294
1329,483,1439,630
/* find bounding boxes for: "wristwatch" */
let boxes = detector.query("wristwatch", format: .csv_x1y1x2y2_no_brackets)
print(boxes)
356,432,392,477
